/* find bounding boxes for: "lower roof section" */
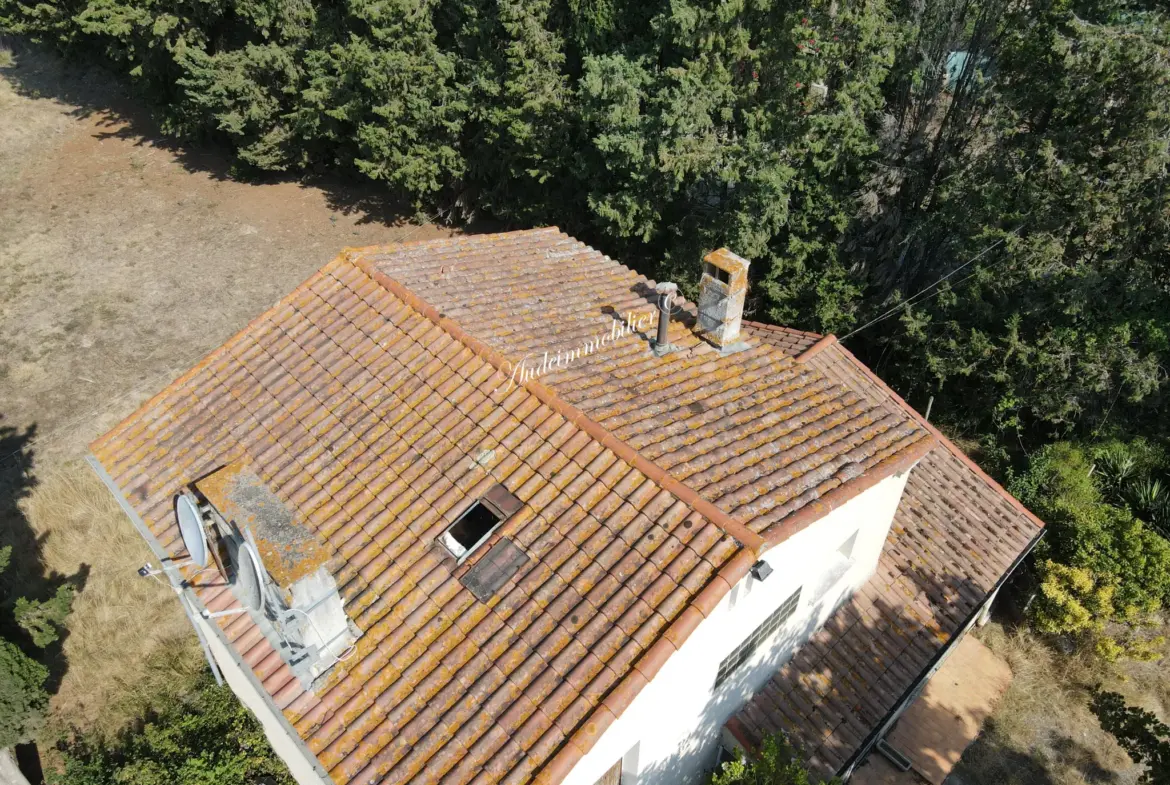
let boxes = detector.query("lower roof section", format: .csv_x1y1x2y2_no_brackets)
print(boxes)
725,344,1043,777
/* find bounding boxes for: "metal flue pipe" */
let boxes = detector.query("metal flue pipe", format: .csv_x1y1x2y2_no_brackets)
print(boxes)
654,281,679,355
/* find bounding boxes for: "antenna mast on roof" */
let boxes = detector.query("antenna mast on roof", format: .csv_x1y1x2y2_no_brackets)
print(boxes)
652,281,680,357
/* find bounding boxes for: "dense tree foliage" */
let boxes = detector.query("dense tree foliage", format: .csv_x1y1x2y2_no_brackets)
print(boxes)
0,638,47,748
2,0,1167,452
0,545,71,747
49,678,294,785
856,0,1170,449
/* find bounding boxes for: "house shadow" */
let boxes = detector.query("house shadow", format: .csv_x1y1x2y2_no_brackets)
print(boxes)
0,37,454,231
627,558,1101,785
0,417,89,698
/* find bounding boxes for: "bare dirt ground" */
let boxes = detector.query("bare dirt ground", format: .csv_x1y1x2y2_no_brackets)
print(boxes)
0,39,453,737
0,41,451,462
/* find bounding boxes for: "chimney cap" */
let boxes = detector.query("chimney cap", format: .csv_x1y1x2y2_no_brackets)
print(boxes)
655,281,679,296
697,248,750,352
703,248,750,276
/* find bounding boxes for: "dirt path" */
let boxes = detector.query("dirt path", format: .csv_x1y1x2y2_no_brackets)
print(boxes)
0,40,453,737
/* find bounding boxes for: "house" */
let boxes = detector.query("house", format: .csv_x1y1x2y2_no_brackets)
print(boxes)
88,228,1042,785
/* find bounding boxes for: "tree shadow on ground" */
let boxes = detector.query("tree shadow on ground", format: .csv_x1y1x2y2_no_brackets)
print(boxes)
944,719,1117,785
0,37,479,231
0,416,89,696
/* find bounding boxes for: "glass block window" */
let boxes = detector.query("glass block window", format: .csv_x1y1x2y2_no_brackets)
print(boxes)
714,587,802,688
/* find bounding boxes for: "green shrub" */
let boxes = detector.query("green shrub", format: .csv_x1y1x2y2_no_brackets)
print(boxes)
49,678,295,785
0,638,49,748
0,544,68,746
1011,443,1170,654
15,584,74,647
710,734,835,785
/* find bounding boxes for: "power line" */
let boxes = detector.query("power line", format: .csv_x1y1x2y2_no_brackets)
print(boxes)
838,225,1024,343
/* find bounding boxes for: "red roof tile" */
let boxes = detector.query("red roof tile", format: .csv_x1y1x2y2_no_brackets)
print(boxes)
361,230,933,544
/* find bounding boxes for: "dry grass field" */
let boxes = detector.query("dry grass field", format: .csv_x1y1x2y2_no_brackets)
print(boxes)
0,38,451,740
16,467,208,738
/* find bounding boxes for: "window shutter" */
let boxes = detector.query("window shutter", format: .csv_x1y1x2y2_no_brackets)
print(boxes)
482,483,523,519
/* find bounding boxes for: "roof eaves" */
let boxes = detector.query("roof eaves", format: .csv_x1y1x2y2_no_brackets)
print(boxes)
536,549,757,784
761,431,936,549
84,455,335,785
347,226,563,261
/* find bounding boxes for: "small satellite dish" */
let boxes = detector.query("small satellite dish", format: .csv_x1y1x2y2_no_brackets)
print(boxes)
234,540,267,613
175,494,209,568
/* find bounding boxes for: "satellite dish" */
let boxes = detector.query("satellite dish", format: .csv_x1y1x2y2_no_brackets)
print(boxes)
175,494,209,568
234,540,267,613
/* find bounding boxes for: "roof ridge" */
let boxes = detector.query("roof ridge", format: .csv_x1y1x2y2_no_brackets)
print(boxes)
794,334,838,362
828,342,1045,530
741,319,822,340
345,250,766,785
350,226,563,258
346,250,767,553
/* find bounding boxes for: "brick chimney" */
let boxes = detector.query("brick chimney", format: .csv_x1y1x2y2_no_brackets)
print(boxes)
697,248,750,351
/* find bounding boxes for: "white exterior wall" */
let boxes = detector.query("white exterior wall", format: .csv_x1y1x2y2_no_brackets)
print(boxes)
562,470,913,785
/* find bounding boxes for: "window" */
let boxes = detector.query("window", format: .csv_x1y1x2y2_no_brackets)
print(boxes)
714,587,802,688
442,502,502,559
439,483,522,562
704,262,731,285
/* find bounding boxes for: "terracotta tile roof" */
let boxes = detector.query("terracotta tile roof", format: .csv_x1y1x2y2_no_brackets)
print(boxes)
360,230,933,544
91,248,756,785
741,322,822,358
725,341,1043,777
90,228,941,785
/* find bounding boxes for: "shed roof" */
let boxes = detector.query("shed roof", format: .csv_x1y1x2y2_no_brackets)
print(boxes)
90,229,947,785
